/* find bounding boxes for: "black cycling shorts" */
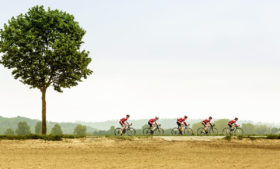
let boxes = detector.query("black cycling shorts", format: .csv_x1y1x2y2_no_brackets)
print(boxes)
148,122,153,127
177,122,181,127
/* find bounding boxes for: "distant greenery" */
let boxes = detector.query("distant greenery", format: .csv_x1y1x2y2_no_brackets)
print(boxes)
0,116,96,134
51,124,63,136
74,125,87,136
16,121,31,135
266,134,280,139
0,134,85,141
35,122,42,134
4,128,15,136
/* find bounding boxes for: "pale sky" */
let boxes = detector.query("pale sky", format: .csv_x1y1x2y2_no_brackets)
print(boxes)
0,0,279,123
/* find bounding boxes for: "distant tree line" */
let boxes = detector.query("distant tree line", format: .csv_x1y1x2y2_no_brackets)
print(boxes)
0,116,95,134
3,121,87,136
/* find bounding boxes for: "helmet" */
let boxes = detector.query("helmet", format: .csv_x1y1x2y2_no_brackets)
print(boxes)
234,117,238,120
209,116,212,119
126,114,130,117
155,116,159,119
184,115,188,119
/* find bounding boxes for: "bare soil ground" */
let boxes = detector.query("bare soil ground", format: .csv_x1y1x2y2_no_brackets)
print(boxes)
0,137,279,169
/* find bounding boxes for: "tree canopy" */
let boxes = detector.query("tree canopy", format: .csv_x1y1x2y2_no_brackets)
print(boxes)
74,124,87,136
51,123,63,136
16,121,31,135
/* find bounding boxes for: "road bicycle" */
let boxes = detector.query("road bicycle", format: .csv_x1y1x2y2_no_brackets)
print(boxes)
197,124,218,136
171,124,193,136
222,125,243,136
114,123,136,136
143,124,164,136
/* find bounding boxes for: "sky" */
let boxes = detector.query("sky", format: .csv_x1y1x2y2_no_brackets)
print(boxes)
0,0,279,123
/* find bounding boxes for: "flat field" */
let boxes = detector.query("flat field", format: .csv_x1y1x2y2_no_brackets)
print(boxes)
0,137,279,169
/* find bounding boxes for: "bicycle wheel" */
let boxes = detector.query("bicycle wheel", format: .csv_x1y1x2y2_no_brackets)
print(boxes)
209,128,218,135
171,128,180,136
197,128,206,136
154,128,164,136
114,128,122,136
127,128,136,136
184,128,193,136
234,128,243,136
222,128,231,136
143,128,152,136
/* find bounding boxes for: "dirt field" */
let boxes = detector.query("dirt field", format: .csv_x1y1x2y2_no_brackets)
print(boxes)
0,137,279,169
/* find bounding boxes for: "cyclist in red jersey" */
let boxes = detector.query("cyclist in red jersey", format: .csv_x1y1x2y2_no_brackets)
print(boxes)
202,116,213,133
228,117,238,131
148,116,159,133
177,115,188,134
119,114,130,134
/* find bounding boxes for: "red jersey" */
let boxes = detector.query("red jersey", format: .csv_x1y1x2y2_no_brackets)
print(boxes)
177,118,187,125
120,117,128,123
202,119,212,126
148,118,157,124
228,120,236,125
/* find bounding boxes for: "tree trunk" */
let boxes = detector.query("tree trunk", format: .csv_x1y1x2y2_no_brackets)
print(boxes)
41,88,47,135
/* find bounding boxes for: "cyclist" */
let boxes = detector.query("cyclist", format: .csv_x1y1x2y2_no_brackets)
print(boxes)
202,116,213,133
177,115,188,135
148,116,159,134
119,114,130,134
228,117,239,131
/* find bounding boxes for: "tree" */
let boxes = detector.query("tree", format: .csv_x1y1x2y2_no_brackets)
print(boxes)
4,128,15,135
16,121,31,135
74,125,87,136
242,123,256,134
35,121,42,134
108,126,115,135
0,6,92,135
51,123,63,135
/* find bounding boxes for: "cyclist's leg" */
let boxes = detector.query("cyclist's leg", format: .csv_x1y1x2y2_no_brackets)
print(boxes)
228,124,233,131
205,124,209,133
148,122,153,129
120,122,125,132
177,122,183,134
148,122,154,134
202,123,206,131
152,124,156,130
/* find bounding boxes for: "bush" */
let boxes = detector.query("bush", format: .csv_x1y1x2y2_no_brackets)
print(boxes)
0,134,84,141
237,135,243,140
248,136,257,141
51,124,63,136
16,121,31,135
224,135,232,141
266,134,280,139
4,128,15,136
74,125,87,136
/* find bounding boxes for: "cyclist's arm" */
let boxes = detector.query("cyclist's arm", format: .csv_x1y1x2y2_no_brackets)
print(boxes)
209,122,213,126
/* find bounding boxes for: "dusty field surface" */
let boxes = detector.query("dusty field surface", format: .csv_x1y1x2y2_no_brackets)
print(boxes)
0,137,279,169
